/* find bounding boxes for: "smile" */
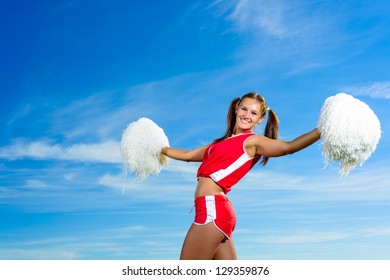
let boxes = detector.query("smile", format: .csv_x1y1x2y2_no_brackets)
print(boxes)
240,118,250,124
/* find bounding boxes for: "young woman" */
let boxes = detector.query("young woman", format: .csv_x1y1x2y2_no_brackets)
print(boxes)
161,92,320,260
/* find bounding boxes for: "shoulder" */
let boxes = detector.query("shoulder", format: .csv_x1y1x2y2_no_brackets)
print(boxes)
244,134,265,157
245,134,265,146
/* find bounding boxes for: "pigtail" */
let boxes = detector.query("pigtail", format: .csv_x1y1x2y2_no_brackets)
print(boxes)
261,109,279,165
214,97,241,142
264,109,279,140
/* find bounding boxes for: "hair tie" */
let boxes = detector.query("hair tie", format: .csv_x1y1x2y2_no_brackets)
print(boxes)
266,106,270,112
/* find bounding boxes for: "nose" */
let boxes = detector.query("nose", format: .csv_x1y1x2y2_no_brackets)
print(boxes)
243,111,251,118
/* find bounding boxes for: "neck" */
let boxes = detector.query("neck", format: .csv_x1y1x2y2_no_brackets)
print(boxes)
232,128,252,136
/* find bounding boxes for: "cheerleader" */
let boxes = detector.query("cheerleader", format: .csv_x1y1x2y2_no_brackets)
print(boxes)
161,92,320,259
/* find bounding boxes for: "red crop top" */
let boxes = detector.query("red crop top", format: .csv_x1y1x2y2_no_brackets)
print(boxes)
197,131,260,194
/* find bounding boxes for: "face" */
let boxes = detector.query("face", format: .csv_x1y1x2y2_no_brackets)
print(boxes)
234,98,264,133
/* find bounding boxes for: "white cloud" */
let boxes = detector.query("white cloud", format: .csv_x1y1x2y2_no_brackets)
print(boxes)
164,160,199,174
343,81,390,99
98,173,140,191
64,173,75,180
363,227,390,237
228,0,287,38
24,180,49,189
97,170,195,204
259,231,350,244
231,165,390,208
214,0,331,42
49,74,209,141
0,248,78,260
0,139,121,163
7,103,34,125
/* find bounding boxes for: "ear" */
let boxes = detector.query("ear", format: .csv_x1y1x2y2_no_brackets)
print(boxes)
235,103,239,114
258,117,265,124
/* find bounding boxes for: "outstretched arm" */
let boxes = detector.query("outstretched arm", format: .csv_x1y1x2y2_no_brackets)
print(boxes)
248,128,320,158
161,145,209,162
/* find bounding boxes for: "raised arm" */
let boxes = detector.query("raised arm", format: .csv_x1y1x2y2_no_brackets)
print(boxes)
247,128,321,158
161,145,209,162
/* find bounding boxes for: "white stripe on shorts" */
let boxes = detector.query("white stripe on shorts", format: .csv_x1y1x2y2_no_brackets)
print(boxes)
205,195,216,223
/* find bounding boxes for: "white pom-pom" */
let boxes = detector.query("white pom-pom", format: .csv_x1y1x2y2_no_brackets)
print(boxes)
120,118,169,181
318,93,381,175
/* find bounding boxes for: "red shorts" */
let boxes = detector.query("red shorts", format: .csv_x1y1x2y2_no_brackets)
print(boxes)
194,195,236,239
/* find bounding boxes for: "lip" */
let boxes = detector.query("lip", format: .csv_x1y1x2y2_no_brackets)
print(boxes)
240,117,251,124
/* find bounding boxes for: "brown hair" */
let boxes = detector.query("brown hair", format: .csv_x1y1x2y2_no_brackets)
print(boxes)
214,92,279,165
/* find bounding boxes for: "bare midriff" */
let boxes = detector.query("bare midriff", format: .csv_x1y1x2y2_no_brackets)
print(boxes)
195,177,225,198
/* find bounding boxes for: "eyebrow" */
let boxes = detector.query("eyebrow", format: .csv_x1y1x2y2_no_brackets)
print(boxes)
241,105,260,114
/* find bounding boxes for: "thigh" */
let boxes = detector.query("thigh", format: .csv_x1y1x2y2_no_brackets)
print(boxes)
180,223,225,260
213,237,237,260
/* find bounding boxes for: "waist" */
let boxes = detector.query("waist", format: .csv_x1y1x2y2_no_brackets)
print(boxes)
195,177,225,198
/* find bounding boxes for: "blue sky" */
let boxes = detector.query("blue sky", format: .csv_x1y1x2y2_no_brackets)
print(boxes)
1,0,389,260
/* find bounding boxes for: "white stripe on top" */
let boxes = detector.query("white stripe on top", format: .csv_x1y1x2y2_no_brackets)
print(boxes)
209,152,252,183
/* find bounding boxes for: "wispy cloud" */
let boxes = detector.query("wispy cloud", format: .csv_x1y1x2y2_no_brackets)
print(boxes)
10,73,226,146
7,104,34,125
214,0,333,41
210,0,390,79
98,168,196,205
363,227,390,237
0,139,120,163
227,0,288,38
98,160,199,192
24,179,49,189
231,165,390,209
97,173,140,191
235,226,390,259
249,231,350,244
0,248,79,260
0,225,183,260
343,81,390,99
